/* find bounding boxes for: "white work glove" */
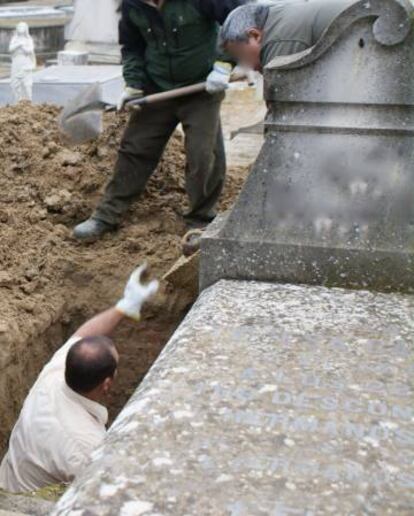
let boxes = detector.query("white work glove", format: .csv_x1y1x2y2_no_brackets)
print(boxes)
206,61,232,94
117,86,144,112
116,264,159,321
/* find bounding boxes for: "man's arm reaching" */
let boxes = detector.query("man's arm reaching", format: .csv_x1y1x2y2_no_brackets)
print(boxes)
74,307,124,339
200,0,252,94
74,264,159,339
33,264,159,398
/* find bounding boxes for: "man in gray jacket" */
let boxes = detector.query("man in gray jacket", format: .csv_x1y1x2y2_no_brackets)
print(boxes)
218,0,354,70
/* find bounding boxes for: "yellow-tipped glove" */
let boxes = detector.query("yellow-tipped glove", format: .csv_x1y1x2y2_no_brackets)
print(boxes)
206,61,232,94
117,86,144,112
116,263,159,321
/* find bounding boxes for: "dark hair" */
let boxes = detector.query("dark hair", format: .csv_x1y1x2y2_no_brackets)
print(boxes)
65,336,117,395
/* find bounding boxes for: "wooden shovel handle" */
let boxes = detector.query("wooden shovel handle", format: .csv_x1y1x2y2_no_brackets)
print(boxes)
127,82,207,108
126,71,247,109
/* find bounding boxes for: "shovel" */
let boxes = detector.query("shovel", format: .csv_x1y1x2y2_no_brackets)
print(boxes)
59,73,249,145
59,81,211,145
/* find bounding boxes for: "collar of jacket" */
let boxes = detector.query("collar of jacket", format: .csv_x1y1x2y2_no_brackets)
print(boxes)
62,381,108,426
144,0,165,6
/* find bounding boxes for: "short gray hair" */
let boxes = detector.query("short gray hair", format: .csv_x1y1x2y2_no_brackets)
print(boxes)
218,3,271,49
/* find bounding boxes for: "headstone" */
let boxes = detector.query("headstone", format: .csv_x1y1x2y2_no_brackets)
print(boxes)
201,0,414,293
0,65,122,106
52,280,414,515
57,50,88,66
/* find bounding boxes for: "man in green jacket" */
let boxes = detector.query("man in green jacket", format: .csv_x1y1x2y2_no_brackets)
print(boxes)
74,0,249,241
218,0,354,71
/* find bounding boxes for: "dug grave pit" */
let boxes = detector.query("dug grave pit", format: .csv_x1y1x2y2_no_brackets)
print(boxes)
0,102,248,463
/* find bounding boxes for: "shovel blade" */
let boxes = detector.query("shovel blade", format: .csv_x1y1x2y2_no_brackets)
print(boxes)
59,110,104,145
59,83,107,144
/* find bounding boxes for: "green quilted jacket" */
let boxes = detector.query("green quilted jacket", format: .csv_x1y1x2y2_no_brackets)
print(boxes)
120,0,248,91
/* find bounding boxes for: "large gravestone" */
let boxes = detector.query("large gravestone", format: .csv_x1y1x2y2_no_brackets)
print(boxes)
201,0,414,293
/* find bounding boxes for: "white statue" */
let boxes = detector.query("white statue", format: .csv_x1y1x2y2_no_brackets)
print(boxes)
9,22,36,103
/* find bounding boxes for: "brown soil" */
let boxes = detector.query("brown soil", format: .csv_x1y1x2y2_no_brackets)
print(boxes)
0,102,248,453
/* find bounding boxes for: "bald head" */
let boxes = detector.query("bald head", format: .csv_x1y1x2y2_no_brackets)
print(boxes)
65,336,118,396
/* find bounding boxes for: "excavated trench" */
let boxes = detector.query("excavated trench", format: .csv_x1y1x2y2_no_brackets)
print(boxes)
0,295,187,457
0,102,248,461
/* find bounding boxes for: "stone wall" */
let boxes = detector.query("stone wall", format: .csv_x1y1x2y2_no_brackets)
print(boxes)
0,301,67,456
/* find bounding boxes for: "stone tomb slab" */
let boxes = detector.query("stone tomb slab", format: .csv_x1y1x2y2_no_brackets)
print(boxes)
54,280,414,515
0,65,123,106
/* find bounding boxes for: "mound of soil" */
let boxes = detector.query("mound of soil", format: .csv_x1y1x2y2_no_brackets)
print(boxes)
0,102,248,452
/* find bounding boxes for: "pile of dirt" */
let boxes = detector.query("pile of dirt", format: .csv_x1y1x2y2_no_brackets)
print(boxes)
0,102,248,450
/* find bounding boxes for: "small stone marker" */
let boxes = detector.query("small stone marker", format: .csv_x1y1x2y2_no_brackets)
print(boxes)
57,50,88,66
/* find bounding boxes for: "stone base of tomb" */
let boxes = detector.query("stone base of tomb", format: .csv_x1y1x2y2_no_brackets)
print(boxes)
53,280,414,515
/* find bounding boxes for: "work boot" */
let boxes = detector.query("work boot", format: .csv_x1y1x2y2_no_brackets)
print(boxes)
182,229,204,257
73,217,116,241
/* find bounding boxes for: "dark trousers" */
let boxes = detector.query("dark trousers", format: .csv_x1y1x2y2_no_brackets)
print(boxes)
94,91,226,226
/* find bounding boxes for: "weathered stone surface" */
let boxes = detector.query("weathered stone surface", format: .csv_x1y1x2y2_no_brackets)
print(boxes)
0,490,53,516
53,280,414,515
201,0,414,293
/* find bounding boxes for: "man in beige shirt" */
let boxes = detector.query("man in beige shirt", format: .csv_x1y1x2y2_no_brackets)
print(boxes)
0,264,158,493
